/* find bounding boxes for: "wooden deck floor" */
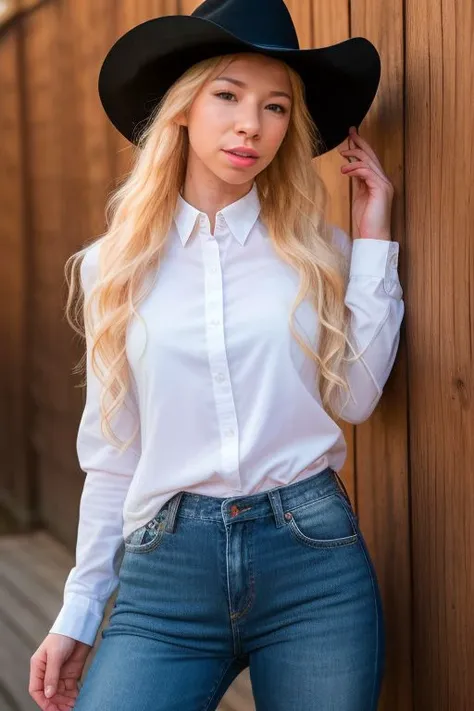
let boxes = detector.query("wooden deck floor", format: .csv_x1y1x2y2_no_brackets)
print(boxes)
0,530,254,711
0,531,75,710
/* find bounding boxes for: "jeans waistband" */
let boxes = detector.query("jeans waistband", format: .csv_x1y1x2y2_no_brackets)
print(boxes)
162,466,351,533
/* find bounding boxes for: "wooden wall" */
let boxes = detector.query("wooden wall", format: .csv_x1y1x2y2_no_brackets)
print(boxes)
405,0,474,708
0,1,472,709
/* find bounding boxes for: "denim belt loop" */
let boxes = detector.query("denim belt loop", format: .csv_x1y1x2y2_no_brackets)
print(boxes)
164,492,184,533
267,488,286,528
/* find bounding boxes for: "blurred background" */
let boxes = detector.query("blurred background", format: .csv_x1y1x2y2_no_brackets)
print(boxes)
0,0,472,709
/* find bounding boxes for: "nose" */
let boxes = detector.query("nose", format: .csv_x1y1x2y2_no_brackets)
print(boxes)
234,101,261,139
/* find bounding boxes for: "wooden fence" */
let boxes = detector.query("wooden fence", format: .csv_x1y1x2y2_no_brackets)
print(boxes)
0,1,472,709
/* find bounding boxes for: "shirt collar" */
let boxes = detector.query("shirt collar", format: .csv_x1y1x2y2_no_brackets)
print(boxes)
173,182,261,247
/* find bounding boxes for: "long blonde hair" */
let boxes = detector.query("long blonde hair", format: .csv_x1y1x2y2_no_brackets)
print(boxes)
65,52,358,450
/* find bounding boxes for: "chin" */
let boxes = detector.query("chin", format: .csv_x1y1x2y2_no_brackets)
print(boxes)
226,174,257,185
211,169,256,186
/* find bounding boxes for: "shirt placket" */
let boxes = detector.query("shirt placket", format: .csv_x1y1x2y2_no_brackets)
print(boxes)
200,214,241,492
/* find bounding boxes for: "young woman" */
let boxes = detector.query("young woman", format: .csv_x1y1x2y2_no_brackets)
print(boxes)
29,0,404,709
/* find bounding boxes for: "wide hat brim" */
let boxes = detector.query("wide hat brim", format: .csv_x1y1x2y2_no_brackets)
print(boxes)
98,15,381,157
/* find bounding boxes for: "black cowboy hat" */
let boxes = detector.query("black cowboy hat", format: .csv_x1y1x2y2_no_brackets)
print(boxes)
98,0,381,157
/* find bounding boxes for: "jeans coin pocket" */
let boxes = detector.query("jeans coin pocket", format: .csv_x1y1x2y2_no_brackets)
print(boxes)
124,508,168,554
284,492,359,549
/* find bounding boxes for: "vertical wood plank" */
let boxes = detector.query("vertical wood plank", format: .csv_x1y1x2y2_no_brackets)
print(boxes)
22,0,76,545
350,1,411,710
0,24,31,527
65,0,117,246
180,0,200,13
406,0,474,708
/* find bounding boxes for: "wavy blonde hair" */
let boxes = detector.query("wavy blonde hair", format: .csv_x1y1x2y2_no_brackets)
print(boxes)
65,52,359,451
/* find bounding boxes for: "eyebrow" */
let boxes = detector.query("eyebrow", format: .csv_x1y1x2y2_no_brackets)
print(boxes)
213,76,292,101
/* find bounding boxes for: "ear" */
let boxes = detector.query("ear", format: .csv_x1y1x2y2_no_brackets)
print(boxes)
174,112,188,127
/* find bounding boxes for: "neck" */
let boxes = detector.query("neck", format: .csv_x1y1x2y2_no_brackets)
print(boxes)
181,154,254,234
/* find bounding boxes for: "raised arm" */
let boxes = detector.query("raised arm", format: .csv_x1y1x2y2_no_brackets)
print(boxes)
329,225,405,424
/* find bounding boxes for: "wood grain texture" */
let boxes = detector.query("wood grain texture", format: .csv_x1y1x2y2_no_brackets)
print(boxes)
180,0,201,13
406,0,474,708
0,23,31,526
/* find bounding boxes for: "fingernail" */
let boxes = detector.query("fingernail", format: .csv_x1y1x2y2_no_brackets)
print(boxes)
45,686,54,698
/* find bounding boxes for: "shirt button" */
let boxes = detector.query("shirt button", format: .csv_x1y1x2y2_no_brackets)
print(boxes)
210,319,220,326
210,266,218,273
389,253,398,268
225,428,235,438
215,373,225,383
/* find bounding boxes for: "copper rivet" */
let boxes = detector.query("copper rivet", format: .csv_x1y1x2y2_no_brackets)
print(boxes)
284,512,292,520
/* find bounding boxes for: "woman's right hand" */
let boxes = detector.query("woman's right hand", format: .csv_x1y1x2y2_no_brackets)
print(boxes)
29,633,93,710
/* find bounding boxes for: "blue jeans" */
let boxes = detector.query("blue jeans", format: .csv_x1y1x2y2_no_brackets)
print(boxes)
75,466,385,710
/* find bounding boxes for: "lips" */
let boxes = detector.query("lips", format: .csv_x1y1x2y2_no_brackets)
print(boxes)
225,148,259,158
222,149,259,168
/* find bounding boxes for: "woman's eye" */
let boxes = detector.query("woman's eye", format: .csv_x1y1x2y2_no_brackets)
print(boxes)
216,91,235,101
215,93,286,114
268,104,286,114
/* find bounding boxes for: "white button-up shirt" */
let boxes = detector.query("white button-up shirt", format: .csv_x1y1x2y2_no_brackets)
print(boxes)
50,182,404,645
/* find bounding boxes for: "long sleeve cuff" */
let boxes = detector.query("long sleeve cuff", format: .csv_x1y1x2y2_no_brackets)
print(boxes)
49,593,105,646
350,238,402,299
331,236,404,424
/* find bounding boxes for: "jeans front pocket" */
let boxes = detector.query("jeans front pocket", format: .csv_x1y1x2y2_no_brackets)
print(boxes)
124,507,168,554
284,492,359,549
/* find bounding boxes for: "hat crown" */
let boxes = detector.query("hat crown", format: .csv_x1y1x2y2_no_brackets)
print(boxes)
192,0,300,49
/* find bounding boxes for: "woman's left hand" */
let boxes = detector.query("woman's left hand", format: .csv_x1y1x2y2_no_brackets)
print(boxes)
338,126,394,241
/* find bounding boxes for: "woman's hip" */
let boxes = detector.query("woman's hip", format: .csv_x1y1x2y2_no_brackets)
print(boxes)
109,466,384,655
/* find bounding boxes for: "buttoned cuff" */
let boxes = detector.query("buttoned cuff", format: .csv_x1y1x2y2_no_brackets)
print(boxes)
349,239,401,297
350,238,399,277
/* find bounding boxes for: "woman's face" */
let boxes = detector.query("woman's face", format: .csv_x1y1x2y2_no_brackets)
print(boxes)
180,53,293,187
